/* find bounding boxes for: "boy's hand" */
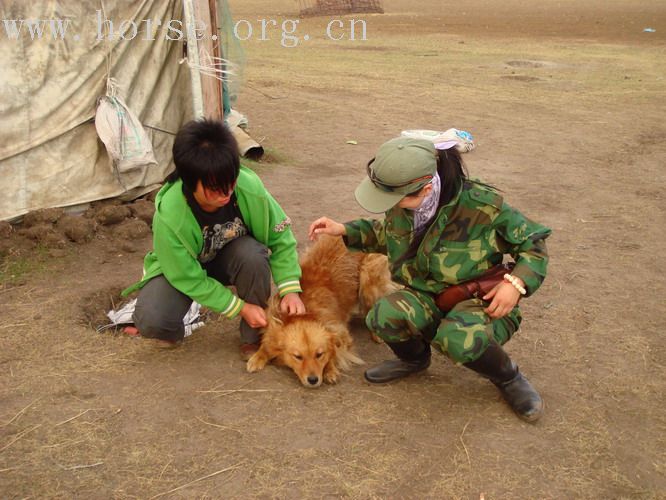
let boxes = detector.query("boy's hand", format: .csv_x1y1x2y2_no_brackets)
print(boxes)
482,279,523,319
308,217,346,241
280,293,306,316
240,302,268,328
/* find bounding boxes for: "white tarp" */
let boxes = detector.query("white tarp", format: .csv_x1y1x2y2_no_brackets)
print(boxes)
0,0,193,221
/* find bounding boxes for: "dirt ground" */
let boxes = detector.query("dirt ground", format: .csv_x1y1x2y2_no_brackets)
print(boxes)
1,0,665,498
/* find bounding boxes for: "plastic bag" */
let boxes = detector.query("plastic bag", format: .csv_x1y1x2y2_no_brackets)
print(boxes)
95,93,157,174
104,298,204,338
401,128,476,153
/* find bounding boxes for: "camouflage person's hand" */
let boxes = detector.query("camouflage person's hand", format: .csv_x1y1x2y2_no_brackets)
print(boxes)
482,280,523,319
308,217,346,240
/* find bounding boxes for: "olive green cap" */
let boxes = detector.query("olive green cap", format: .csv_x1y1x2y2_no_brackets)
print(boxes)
354,137,437,213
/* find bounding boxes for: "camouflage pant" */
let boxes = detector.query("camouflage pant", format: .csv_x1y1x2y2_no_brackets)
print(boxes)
365,288,522,364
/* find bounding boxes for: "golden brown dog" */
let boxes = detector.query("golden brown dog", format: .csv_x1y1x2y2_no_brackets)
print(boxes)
246,235,396,387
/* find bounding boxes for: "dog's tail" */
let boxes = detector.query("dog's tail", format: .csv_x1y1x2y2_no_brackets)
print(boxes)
336,349,365,370
358,253,401,315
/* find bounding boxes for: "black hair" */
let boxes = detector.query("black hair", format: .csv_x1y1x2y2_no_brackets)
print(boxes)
436,147,468,205
167,119,240,194
393,147,469,266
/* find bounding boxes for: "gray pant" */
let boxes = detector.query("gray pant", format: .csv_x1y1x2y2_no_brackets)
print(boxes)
133,236,271,343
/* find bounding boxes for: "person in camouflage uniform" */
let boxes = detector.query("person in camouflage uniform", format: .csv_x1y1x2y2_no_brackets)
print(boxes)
309,137,550,422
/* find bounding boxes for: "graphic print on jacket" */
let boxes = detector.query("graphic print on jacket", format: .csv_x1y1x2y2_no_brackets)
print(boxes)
184,186,249,264
198,217,248,263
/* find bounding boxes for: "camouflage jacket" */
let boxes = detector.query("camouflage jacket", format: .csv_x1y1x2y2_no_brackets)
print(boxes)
344,180,551,297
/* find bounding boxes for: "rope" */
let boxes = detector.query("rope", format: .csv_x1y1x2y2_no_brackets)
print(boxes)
178,49,237,83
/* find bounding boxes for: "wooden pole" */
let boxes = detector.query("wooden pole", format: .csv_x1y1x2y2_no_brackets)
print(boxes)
191,0,223,120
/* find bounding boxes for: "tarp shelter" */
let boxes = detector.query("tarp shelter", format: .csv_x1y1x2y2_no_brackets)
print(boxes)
0,0,244,222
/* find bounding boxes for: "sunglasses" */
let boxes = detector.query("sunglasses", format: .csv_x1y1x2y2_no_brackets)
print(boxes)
366,161,433,193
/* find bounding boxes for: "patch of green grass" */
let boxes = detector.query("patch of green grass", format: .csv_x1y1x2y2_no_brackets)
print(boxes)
0,256,33,285
0,245,52,286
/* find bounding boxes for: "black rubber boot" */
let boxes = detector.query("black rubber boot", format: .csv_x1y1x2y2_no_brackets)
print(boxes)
463,341,544,422
364,337,431,383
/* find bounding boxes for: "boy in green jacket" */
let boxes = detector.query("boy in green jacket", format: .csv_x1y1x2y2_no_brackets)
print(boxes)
123,119,305,359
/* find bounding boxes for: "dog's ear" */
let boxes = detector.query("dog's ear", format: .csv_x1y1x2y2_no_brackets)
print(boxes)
327,333,339,353
324,321,347,336
323,322,349,349
264,340,284,359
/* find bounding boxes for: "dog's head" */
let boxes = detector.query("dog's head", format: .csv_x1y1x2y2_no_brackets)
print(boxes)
265,313,338,388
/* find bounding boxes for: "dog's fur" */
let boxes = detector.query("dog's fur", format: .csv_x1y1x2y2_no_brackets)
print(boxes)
246,235,396,387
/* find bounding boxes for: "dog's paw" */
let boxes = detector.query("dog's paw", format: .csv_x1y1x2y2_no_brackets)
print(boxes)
246,353,267,373
323,366,340,384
